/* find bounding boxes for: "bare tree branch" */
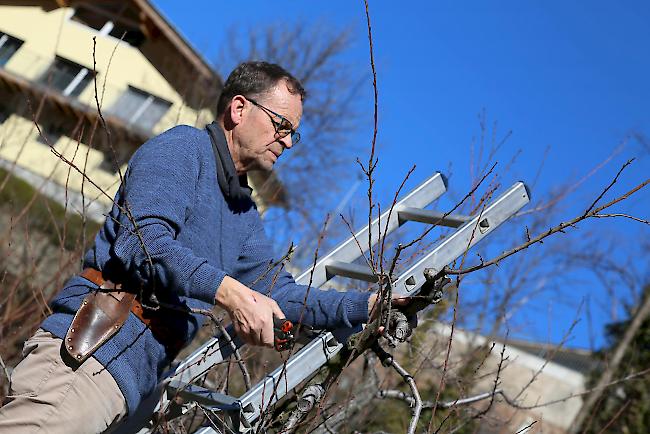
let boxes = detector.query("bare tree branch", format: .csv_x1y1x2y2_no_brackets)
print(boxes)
373,343,422,434
447,162,650,275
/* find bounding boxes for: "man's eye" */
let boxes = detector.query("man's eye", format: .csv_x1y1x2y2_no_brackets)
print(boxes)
278,120,293,133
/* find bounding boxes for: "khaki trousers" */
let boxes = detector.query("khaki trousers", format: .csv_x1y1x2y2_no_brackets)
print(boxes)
0,329,127,434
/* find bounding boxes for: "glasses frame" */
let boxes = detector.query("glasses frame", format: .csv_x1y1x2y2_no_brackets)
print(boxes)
246,97,301,145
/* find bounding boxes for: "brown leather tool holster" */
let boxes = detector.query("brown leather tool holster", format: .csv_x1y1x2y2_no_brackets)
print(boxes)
65,269,135,363
66,268,186,363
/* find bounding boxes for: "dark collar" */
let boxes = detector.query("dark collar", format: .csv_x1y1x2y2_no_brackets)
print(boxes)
206,122,252,202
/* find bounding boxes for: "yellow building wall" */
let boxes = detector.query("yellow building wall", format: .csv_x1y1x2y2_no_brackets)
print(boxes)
0,5,214,212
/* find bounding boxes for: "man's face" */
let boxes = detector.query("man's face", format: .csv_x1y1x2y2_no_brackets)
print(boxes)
232,79,303,173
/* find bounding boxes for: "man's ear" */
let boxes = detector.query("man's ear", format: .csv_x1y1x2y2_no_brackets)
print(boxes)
229,95,247,126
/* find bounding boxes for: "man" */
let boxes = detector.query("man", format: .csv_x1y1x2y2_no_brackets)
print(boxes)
0,62,382,433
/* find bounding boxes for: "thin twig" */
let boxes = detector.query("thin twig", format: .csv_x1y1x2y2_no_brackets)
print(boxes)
473,333,507,418
250,242,296,286
296,214,330,333
361,0,380,271
172,305,251,391
584,158,633,215
377,165,416,329
258,216,331,432
92,36,125,185
340,213,376,273
382,362,650,415
592,213,650,225
515,421,538,434
596,400,631,434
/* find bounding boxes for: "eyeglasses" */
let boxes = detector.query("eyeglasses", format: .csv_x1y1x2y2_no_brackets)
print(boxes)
246,97,301,145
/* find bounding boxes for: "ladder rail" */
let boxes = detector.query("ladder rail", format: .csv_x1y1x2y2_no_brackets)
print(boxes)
393,181,530,295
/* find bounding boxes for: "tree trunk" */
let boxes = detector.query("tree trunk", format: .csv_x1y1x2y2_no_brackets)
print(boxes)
571,288,650,432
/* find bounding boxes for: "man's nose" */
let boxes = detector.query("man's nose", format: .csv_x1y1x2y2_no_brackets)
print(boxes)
280,134,293,149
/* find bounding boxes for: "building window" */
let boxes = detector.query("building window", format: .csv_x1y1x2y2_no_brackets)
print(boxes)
39,56,93,98
0,103,7,123
70,5,145,47
0,32,24,67
109,86,171,131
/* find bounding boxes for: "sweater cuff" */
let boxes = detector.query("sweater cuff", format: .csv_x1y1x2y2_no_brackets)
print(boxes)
191,263,226,305
344,291,372,326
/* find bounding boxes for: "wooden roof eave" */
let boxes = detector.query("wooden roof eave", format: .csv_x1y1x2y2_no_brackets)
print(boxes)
133,0,213,79
0,67,150,148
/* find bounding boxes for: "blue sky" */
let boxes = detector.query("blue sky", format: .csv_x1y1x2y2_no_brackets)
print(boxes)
152,1,649,349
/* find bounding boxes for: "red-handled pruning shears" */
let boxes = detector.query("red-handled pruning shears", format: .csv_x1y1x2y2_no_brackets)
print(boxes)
273,317,294,352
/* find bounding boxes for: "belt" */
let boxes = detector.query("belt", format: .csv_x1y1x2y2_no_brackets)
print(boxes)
79,268,185,353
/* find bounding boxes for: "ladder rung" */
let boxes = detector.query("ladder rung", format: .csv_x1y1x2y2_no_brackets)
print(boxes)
398,208,471,228
167,380,241,411
296,172,447,287
392,182,530,295
325,261,378,282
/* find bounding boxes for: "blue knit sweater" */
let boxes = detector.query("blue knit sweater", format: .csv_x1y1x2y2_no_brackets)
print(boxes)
42,125,371,414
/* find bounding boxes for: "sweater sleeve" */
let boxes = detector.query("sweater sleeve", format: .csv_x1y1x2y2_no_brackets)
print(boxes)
110,126,225,304
232,213,372,330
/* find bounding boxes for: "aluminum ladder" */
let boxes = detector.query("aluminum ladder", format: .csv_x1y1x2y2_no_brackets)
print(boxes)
120,172,530,433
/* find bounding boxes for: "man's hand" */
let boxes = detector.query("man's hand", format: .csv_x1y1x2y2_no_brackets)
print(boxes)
367,293,416,338
367,293,412,321
215,276,285,348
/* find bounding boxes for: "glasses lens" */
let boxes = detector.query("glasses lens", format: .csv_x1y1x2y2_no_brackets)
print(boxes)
276,118,293,134
250,98,300,144
282,117,292,128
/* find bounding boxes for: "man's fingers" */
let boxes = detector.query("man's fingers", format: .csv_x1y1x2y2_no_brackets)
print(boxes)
227,289,286,348
391,296,412,306
243,323,260,346
232,321,242,339
261,321,275,348
233,321,253,345
232,312,245,335
271,302,285,320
